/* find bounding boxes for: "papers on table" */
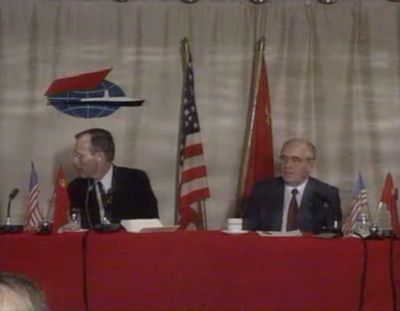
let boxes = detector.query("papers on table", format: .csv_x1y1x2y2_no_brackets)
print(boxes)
58,227,88,233
121,219,179,233
257,230,302,237
313,233,340,239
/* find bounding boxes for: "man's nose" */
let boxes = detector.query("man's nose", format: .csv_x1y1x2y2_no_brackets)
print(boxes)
283,159,293,168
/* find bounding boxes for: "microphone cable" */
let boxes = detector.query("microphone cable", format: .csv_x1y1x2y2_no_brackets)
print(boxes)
389,233,399,311
85,180,94,229
353,232,368,311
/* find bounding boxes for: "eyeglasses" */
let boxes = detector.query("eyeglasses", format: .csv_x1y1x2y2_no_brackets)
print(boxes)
278,155,314,165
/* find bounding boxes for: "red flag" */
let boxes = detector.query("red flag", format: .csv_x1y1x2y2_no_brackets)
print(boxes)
244,57,274,196
52,166,70,233
380,172,400,236
237,52,274,217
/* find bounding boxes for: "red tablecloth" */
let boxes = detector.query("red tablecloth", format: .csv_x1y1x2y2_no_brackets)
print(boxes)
0,231,399,311
0,233,86,311
86,231,400,311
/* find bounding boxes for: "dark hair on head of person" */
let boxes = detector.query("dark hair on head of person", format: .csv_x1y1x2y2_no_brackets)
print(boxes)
0,272,48,311
75,128,115,162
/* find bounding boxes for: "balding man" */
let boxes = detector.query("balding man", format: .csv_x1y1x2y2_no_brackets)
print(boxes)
0,272,48,311
243,138,342,234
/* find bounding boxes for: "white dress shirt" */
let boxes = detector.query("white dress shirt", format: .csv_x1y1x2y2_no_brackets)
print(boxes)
281,179,308,232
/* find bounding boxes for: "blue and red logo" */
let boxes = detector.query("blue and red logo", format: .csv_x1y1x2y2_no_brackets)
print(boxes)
45,68,144,118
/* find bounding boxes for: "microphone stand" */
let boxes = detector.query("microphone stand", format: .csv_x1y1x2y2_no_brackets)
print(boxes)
364,224,384,240
93,188,121,233
323,202,342,237
6,198,12,226
0,194,23,234
36,192,56,235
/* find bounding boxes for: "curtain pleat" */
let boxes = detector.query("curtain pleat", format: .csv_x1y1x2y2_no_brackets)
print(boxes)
0,0,398,228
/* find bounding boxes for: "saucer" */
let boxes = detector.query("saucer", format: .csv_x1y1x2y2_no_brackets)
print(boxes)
222,230,249,235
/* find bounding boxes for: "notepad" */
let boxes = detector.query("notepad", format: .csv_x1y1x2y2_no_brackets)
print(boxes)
121,219,179,233
257,230,301,237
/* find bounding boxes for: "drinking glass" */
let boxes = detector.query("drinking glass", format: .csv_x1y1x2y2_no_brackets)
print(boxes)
59,208,81,232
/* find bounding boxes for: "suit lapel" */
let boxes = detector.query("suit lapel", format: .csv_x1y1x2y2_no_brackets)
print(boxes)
299,177,317,231
109,165,121,219
111,165,119,192
301,178,316,208
271,177,285,231
87,180,101,225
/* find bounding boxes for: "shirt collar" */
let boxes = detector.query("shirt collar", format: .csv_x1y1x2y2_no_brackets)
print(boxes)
98,164,113,192
285,178,308,193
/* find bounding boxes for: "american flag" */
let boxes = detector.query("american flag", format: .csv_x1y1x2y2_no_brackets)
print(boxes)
25,162,44,229
342,172,369,236
177,44,210,229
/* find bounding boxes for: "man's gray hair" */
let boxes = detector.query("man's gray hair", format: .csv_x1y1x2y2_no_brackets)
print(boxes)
281,138,316,160
0,272,48,311
75,128,115,162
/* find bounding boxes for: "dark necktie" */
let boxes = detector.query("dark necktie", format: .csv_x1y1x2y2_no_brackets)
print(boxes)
287,188,299,231
97,182,114,221
97,182,107,217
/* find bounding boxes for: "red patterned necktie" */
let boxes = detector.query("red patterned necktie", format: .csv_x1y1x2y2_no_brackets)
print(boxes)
287,188,299,231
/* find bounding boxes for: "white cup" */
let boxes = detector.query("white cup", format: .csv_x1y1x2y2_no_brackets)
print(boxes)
227,218,243,232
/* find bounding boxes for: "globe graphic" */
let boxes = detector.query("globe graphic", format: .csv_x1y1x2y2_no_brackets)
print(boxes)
48,80,123,119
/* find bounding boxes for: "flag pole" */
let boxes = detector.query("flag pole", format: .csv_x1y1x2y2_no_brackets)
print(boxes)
235,37,265,217
175,38,190,225
45,191,56,221
197,200,207,230
203,200,207,229
374,201,383,225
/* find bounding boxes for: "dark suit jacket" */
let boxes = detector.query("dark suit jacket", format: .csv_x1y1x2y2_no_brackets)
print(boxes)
243,176,342,234
68,165,158,228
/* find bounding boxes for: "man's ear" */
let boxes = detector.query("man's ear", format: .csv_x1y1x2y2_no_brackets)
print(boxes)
308,159,315,171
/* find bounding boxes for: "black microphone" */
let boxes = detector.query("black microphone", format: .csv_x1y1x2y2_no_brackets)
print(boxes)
313,191,342,236
8,188,19,200
0,188,23,234
6,188,19,225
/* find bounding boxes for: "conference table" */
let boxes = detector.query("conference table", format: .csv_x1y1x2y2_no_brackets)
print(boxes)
0,230,399,311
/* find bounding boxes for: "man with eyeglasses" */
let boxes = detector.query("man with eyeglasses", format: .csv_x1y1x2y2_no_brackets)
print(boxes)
243,138,342,234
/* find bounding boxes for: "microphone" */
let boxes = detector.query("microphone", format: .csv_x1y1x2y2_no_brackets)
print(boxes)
8,188,19,200
0,188,23,234
313,191,342,236
93,185,121,233
84,179,94,229
6,188,19,225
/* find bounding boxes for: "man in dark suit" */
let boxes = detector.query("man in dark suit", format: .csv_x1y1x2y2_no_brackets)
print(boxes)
68,128,158,229
243,138,342,234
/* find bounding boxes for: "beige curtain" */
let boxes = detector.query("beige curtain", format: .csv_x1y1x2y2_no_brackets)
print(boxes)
0,0,398,229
